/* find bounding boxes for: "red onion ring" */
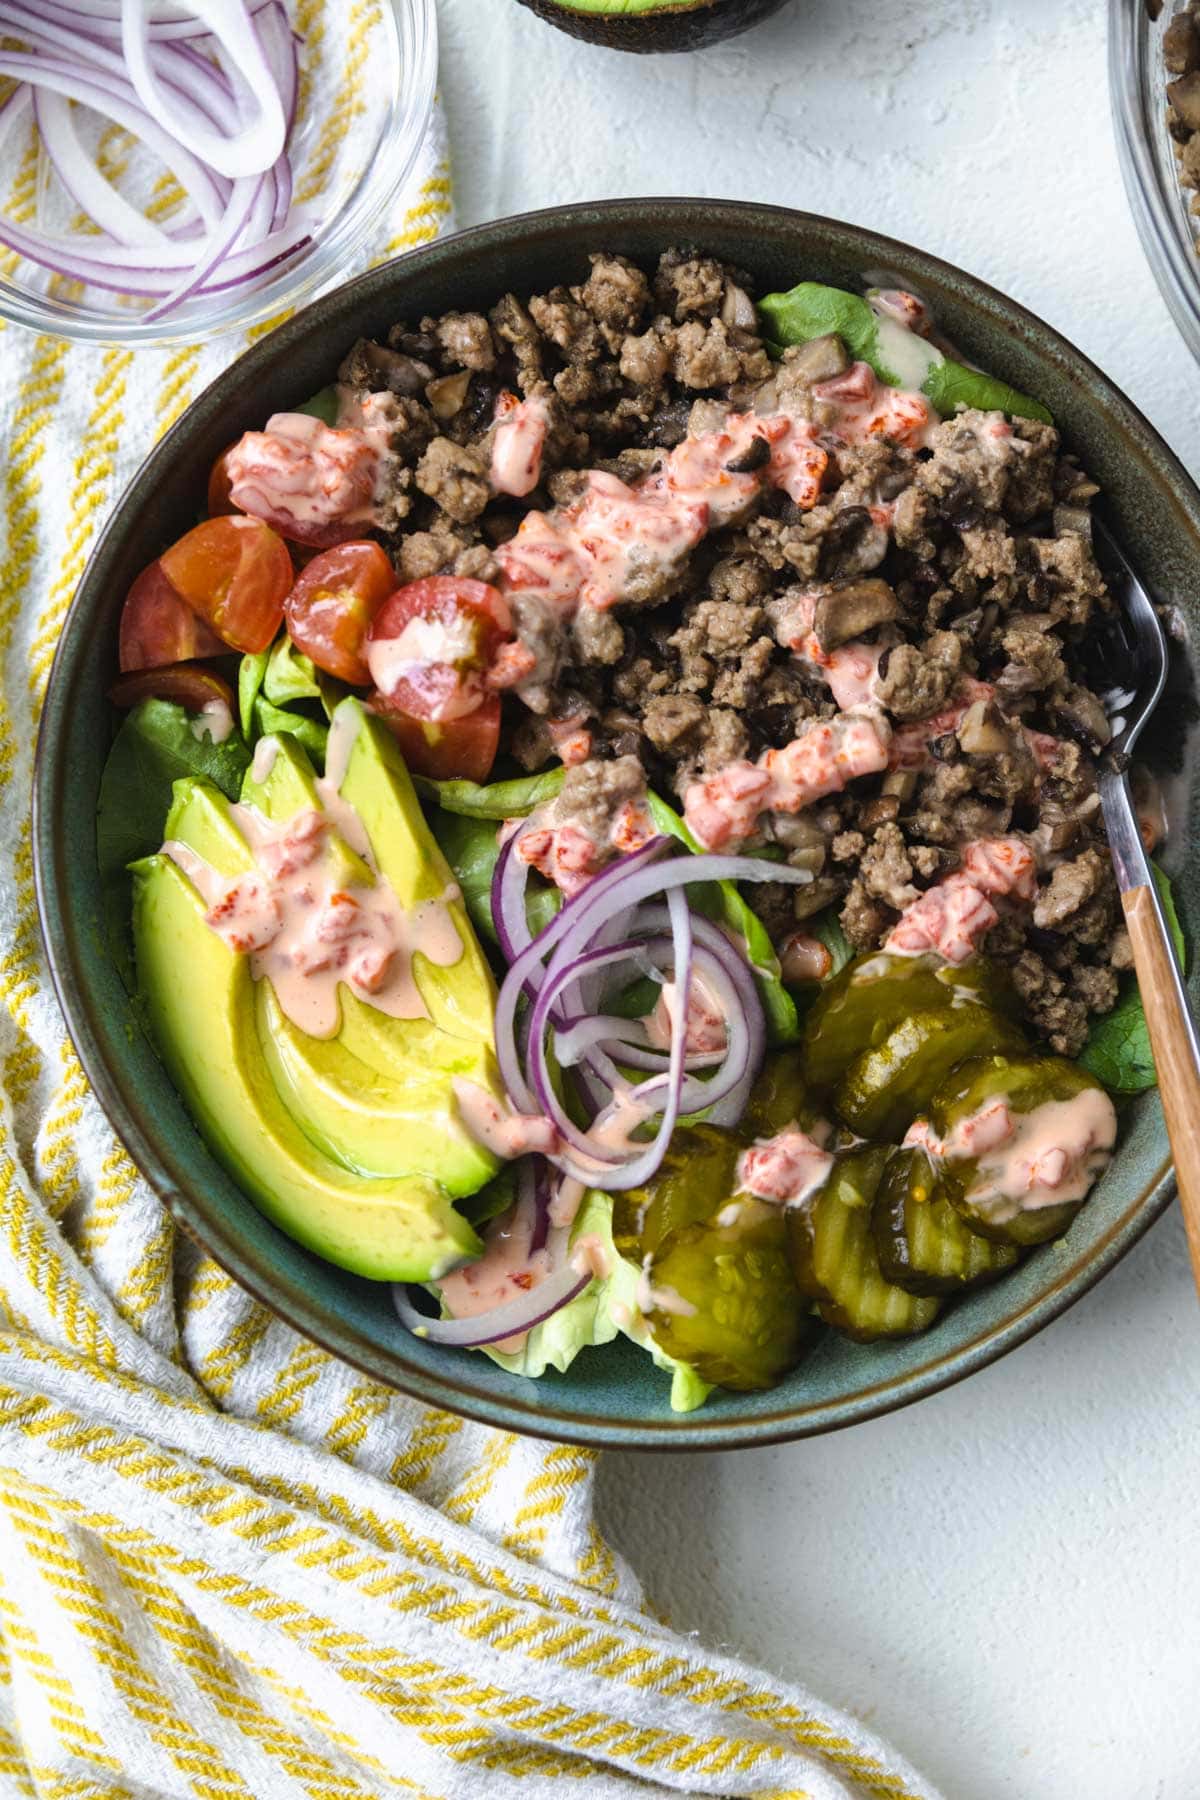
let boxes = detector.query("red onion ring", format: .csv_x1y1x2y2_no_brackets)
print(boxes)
391,1253,590,1350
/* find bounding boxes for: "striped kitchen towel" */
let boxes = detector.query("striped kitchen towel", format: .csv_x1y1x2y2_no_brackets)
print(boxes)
0,58,943,1800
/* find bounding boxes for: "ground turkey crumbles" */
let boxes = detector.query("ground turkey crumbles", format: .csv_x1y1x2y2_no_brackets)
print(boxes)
322,249,1133,1057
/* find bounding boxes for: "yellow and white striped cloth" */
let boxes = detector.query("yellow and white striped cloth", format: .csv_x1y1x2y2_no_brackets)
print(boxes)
0,71,944,1800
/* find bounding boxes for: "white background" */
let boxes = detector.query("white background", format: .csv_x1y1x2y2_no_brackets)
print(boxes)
437,3,1200,1795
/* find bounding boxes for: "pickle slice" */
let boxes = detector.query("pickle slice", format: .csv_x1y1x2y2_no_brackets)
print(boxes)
741,1050,826,1140
612,1122,742,1261
930,1053,1116,1247
835,1004,1027,1142
645,1198,818,1391
872,1148,1019,1295
801,952,1019,1093
787,1146,941,1341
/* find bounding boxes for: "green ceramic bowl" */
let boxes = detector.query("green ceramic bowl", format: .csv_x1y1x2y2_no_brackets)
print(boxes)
34,200,1197,1450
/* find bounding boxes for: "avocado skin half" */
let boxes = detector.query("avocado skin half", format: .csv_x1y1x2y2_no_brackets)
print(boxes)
513,0,791,55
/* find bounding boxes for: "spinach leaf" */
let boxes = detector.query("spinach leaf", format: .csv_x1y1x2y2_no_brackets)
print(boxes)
644,791,800,1045
238,648,270,739
295,385,339,425
97,700,251,991
263,636,322,705
757,282,882,370
252,695,328,764
1079,864,1186,1095
922,360,1051,427
757,278,1052,425
414,766,566,819
427,808,558,947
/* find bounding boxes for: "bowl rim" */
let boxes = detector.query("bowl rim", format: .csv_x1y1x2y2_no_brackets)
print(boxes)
33,195,1183,1451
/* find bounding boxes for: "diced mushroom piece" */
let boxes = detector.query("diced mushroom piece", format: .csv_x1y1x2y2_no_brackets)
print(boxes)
811,578,900,653
721,282,759,330
426,370,472,420
338,338,433,397
1052,501,1093,542
881,768,918,802
859,793,901,830
1053,685,1112,749
780,333,850,384
957,700,1018,756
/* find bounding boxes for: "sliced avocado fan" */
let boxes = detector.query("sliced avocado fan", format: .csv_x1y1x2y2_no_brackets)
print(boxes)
133,702,508,1283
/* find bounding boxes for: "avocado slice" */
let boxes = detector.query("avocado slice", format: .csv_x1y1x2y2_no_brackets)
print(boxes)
513,0,789,54
132,853,481,1281
256,980,500,1193
328,701,499,1047
137,704,514,1280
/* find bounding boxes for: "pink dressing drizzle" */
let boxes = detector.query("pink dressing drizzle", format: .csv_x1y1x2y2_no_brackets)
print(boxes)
737,1130,835,1207
163,715,464,1038
908,1088,1117,1223
683,710,892,851
490,392,551,498
225,410,396,541
884,836,1036,963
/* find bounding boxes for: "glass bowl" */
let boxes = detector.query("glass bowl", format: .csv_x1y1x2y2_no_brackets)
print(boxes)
0,0,436,348
1111,0,1200,361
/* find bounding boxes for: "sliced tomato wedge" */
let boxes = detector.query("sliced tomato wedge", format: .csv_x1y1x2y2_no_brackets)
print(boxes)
284,541,398,685
108,663,236,714
206,444,239,518
372,690,501,784
118,560,227,672
366,577,513,722
159,515,292,655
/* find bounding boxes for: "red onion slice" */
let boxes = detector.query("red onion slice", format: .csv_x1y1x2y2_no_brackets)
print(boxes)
120,0,286,178
392,1255,590,1350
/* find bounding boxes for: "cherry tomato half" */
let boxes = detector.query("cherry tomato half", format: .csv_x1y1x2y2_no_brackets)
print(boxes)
284,541,398,686
159,516,292,655
207,444,239,518
108,663,235,714
365,577,512,722
372,690,502,784
118,560,227,672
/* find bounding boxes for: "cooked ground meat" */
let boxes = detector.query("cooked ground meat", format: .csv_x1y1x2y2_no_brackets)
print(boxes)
341,246,1155,1051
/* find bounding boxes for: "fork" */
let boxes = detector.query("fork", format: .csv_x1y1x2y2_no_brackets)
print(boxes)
1091,516,1200,1291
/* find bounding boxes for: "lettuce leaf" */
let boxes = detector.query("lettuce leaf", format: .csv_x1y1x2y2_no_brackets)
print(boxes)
238,647,270,739
252,695,328,764
97,698,251,992
263,636,322,705
484,1188,711,1411
1080,864,1187,1095
414,767,566,819
426,807,559,946
644,790,800,1045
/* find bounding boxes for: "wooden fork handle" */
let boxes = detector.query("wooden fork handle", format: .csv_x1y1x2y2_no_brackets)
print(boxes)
1123,881,1200,1291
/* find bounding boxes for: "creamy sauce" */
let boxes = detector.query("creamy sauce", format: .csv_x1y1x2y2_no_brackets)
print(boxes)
366,614,484,720
494,389,929,655
737,1130,835,1206
226,411,394,539
869,304,942,393
885,836,1036,963
636,1257,697,1319
920,1088,1117,1224
811,362,935,450
683,710,892,852
514,791,655,897
644,971,727,1057
775,590,886,711
435,1187,553,1351
191,698,234,744
451,1078,559,1160
490,392,550,498
250,735,279,784
165,773,464,1038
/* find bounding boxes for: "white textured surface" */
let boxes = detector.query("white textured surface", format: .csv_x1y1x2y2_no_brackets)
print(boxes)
438,3,1200,1794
